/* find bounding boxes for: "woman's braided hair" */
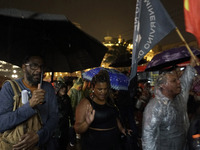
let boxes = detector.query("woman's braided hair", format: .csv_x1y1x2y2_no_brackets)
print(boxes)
91,69,111,89
91,70,115,105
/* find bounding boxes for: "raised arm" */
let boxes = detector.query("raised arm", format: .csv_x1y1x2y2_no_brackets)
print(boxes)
74,98,95,134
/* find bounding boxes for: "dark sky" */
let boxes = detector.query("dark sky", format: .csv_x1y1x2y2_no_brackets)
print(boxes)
0,0,136,42
0,0,195,44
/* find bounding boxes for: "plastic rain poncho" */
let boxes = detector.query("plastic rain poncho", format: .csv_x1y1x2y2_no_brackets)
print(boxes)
142,66,196,150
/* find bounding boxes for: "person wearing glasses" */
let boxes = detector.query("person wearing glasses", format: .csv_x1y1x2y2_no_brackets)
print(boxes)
142,56,199,150
0,55,59,150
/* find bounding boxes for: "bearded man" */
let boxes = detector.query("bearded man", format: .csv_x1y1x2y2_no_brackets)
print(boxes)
0,55,58,150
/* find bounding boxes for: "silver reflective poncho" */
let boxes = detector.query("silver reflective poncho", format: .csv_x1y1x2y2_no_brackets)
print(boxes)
142,66,196,150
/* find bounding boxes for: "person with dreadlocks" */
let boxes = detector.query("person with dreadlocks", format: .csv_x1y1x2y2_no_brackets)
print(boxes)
74,70,127,150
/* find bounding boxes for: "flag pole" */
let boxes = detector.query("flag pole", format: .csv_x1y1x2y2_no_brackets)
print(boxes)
175,27,198,61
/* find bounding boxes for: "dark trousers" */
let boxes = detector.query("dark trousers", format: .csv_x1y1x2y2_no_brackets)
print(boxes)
69,126,76,145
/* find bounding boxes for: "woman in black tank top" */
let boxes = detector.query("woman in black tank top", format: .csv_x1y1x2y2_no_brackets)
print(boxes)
74,70,127,150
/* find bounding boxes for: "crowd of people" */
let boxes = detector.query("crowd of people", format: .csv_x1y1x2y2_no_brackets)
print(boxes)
0,54,200,150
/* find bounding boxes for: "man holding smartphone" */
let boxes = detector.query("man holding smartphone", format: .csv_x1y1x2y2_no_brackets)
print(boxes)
0,55,58,150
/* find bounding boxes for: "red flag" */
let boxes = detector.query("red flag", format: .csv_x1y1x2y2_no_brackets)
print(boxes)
184,0,200,45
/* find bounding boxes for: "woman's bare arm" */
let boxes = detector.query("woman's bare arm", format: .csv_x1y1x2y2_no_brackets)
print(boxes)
74,98,95,134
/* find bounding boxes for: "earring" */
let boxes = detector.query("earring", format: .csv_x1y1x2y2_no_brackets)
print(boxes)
90,90,94,99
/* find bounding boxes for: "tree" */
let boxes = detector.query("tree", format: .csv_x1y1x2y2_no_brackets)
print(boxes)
103,40,131,64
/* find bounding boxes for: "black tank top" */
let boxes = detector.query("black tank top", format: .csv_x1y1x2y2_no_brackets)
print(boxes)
88,97,119,129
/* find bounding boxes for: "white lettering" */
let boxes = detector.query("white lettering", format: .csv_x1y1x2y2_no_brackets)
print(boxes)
150,15,156,21
150,22,156,28
138,50,145,59
143,0,156,50
144,43,150,49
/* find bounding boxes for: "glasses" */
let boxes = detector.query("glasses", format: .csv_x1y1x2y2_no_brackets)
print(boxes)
25,63,44,70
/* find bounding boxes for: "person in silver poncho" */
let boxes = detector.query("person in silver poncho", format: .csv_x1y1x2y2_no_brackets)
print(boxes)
142,56,199,150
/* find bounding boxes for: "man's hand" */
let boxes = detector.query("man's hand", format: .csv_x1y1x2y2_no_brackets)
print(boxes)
12,131,39,150
29,84,45,107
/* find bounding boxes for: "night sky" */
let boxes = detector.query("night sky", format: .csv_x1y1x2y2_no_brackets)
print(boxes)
0,0,196,44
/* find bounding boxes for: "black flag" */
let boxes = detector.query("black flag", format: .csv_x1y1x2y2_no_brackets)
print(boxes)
129,0,176,81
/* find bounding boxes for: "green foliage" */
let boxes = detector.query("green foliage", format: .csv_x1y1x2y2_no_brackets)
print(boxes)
103,41,131,63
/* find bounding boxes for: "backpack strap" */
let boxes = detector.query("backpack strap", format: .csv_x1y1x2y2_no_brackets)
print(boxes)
4,80,22,111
